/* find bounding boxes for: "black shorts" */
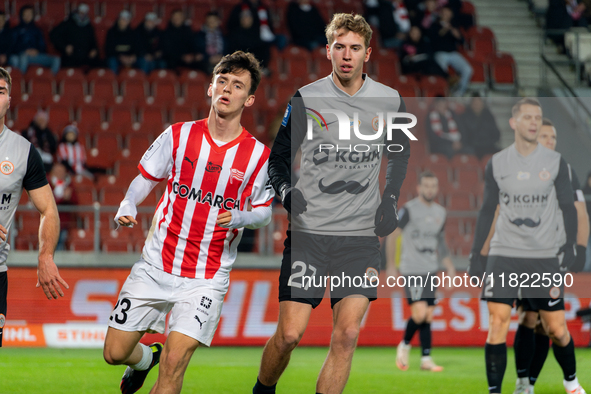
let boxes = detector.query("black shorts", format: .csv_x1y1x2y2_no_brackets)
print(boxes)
278,231,381,309
519,297,565,312
482,255,564,310
0,271,7,347
403,274,437,306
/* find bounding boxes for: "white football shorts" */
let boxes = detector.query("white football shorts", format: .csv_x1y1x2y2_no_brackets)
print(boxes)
108,259,229,346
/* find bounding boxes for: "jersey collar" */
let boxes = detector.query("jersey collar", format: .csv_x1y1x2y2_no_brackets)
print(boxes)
328,72,370,97
201,119,249,153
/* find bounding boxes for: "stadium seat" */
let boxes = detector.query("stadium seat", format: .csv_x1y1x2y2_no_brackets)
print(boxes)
119,79,149,105
47,104,72,132
76,105,105,134
56,68,86,105
460,1,477,24
122,133,152,161
446,191,475,211
138,105,167,133
282,46,316,84
41,0,69,24
107,105,135,134
132,1,157,23
392,75,420,97
150,77,179,104
419,75,449,97
464,55,489,90
74,185,97,205
115,159,141,183
471,36,496,62
169,106,195,124
488,52,518,91
101,0,129,22
86,133,120,170
179,72,208,107
449,154,481,169
24,67,55,103
13,103,39,131
464,26,494,50
68,228,95,251
454,167,481,190
99,186,126,206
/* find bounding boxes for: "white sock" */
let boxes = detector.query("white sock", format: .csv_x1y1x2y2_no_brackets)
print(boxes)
130,343,152,371
421,356,431,362
564,377,580,392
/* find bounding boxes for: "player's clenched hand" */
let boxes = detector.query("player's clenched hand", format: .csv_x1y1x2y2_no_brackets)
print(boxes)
0,224,7,241
374,193,398,237
37,255,69,300
216,211,232,226
118,215,138,227
281,185,307,216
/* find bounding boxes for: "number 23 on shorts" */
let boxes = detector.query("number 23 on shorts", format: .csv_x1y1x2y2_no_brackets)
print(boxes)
110,298,131,324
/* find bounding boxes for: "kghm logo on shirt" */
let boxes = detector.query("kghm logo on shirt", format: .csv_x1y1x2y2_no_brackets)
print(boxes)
172,181,239,210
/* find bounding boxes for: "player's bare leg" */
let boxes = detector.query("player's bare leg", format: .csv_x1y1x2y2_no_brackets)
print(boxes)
149,331,200,394
256,301,312,388
316,296,369,394
103,328,146,365
486,302,512,394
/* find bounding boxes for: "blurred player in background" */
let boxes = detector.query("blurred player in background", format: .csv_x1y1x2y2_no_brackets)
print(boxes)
253,13,410,394
102,51,274,394
469,98,586,394
513,118,587,394
0,67,69,347
386,170,455,372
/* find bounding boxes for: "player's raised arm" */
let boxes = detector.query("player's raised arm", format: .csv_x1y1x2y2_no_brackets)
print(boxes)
28,184,69,299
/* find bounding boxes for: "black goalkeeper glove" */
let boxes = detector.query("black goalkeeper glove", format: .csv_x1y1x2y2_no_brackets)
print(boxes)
280,184,307,216
467,252,487,281
560,244,586,273
374,192,398,237
558,243,578,272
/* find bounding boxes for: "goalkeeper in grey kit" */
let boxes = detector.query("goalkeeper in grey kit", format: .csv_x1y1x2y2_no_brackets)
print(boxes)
252,13,410,394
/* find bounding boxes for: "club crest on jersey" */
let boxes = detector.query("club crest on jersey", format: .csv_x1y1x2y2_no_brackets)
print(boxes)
0,313,5,328
205,162,222,173
0,160,14,175
372,116,386,131
230,168,244,184
549,286,560,299
539,169,551,181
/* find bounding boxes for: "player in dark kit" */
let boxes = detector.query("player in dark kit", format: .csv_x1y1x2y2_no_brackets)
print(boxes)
0,67,69,347
469,98,586,394
252,13,410,394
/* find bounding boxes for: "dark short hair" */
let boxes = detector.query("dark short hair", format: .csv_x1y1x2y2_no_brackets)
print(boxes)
511,98,541,117
542,118,554,127
419,170,438,184
0,67,12,94
212,51,262,95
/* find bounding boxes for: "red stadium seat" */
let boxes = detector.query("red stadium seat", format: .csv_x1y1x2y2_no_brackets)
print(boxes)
41,0,69,24
138,105,167,133
13,103,40,131
76,105,105,134
447,191,475,211
464,55,489,90
460,1,477,23
419,75,449,97
74,185,98,205
179,70,208,107
449,154,481,169
282,46,316,84
100,186,126,206
119,79,149,104
132,1,158,24
488,52,518,91
391,75,420,97
86,133,120,170
471,36,496,62
102,0,129,22
122,133,152,162
68,228,95,251
56,68,86,104
115,159,141,183
47,104,72,132
454,167,481,190
108,105,135,134
464,26,495,49
150,79,179,103
169,106,195,124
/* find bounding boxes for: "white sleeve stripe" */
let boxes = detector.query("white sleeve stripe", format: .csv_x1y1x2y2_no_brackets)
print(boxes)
576,189,585,202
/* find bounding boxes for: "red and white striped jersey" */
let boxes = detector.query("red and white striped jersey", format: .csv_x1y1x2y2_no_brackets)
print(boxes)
57,142,87,175
138,120,273,279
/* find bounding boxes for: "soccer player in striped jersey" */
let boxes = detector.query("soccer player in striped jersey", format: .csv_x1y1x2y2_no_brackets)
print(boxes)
103,51,274,394
0,67,69,346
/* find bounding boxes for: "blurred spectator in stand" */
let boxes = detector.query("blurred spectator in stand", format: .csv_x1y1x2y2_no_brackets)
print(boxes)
105,10,140,74
377,0,411,49
583,172,591,271
0,11,11,67
545,0,587,49
286,0,326,51
160,9,201,70
227,8,270,71
439,0,474,29
458,94,500,158
227,0,284,70
57,124,93,179
364,0,381,26
49,162,77,250
417,0,440,30
427,96,472,158
50,3,99,69
195,11,225,74
21,109,58,173
400,26,447,77
136,12,164,74
9,5,60,74
427,7,472,96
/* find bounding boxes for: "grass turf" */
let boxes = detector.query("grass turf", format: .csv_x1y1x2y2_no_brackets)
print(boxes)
1,346,590,393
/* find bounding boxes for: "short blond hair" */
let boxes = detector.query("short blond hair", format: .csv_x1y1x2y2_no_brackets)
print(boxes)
511,97,541,117
0,67,11,94
325,13,372,49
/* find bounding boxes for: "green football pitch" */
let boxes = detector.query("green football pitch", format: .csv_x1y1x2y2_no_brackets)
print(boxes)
1,346,590,393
